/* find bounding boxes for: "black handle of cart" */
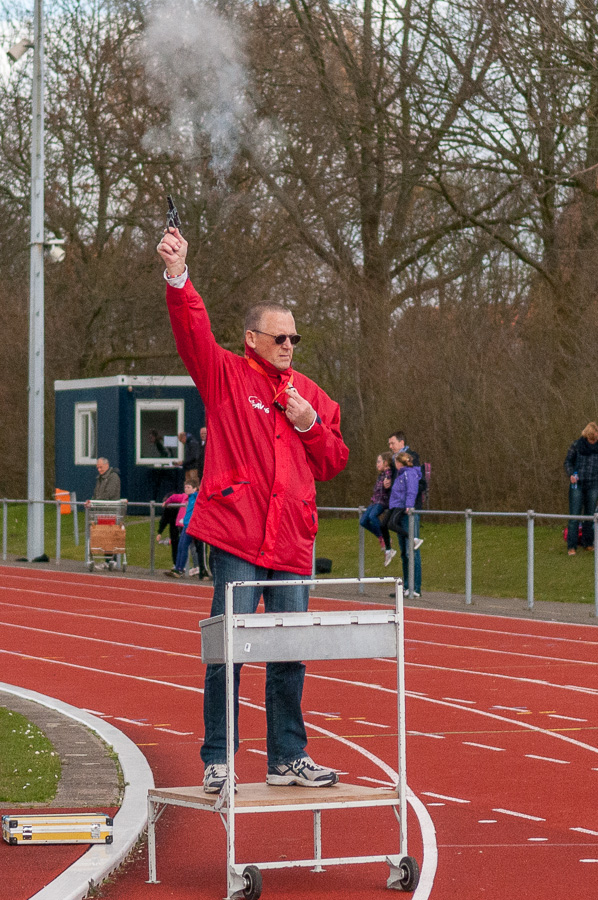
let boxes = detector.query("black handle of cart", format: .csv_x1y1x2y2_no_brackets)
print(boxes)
147,576,420,898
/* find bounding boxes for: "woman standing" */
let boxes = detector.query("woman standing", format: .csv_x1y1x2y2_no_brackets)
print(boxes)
564,422,598,555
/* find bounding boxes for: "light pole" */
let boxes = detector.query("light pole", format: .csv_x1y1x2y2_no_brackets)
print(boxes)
27,0,45,561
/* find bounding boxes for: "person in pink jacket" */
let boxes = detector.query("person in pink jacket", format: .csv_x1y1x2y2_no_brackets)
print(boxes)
158,226,349,794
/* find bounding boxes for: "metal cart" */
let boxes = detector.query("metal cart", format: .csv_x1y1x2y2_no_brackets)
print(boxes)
85,500,127,571
147,576,419,898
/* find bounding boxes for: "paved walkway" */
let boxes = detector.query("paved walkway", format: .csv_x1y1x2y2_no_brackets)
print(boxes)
0,691,121,809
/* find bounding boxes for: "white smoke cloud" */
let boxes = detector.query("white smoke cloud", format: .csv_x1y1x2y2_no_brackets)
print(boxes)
142,0,252,177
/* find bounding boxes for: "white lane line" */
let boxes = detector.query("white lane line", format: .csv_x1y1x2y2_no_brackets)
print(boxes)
0,620,200,658
405,614,598,646
0,599,197,634
306,710,342,718
443,697,476,704
571,827,598,836
479,820,497,824
0,571,210,602
547,714,587,722
408,731,445,739
463,742,505,752
528,837,548,842
247,749,267,756
114,717,152,727
526,754,570,765
0,585,207,617
350,719,390,729
493,808,545,821
358,776,396,787
492,705,529,712
404,660,598,699
580,859,598,863
408,637,598,669
422,792,470,804
155,728,194,736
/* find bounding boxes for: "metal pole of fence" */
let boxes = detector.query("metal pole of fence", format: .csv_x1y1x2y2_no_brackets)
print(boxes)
2,500,7,561
527,510,535,610
407,509,415,600
149,501,156,575
71,492,79,546
594,512,598,618
465,509,472,605
55,499,61,564
358,506,365,595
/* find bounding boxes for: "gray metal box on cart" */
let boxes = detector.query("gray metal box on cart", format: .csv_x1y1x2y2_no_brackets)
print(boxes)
200,609,401,664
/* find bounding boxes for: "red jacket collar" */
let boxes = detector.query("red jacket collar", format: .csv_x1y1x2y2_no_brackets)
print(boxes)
244,344,292,380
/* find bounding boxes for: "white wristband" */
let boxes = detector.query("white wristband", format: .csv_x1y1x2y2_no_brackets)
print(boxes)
164,266,188,288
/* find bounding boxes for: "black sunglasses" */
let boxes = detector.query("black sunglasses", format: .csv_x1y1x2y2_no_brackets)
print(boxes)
253,329,301,346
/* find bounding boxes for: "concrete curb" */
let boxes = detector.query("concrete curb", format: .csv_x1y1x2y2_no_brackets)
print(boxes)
0,682,154,900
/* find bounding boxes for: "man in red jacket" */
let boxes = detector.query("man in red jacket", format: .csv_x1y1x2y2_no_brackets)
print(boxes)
158,227,349,794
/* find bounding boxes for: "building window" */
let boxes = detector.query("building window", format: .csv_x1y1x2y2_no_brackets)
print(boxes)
136,399,184,465
74,402,97,465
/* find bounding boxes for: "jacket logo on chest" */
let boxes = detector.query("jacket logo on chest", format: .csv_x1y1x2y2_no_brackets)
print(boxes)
248,395,270,414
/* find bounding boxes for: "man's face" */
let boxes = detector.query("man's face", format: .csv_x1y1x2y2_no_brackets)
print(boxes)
178,432,186,444
96,459,109,476
388,436,404,454
246,310,298,371
200,427,207,442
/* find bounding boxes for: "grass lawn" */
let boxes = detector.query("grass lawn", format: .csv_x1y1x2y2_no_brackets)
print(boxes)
2,504,596,606
0,708,60,804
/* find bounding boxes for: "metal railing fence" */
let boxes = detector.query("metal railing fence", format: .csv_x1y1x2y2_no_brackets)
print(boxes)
1,498,597,616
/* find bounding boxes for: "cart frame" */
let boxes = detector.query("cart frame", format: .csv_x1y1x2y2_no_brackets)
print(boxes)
85,499,128,571
147,576,419,898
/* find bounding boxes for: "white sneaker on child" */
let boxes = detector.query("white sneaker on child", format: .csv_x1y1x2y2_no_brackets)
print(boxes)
413,538,424,551
384,548,397,567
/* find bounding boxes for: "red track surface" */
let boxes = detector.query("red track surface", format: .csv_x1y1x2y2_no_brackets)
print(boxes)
1,565,598,898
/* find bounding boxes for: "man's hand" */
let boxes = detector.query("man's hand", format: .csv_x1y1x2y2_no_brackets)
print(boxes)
157,227,188,277
285,386,316,431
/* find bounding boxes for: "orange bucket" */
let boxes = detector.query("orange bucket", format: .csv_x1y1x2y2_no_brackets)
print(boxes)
54,489,71,515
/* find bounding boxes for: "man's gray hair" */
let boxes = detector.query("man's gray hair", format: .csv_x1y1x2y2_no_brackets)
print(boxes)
244,302,293,333
98,457,109,465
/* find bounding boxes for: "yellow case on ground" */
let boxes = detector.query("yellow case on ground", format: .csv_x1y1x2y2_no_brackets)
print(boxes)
2,813,113,845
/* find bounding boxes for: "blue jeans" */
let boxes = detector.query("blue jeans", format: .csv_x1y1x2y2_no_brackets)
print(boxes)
360,503,387,543
200,547,309,768
568,483,598,549
397,513,422,594
174,527,192,571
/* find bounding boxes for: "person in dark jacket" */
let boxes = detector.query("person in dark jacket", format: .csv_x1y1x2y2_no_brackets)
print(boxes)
158,224,349,795
91,458,121,501
177,431,200,481
564,422,598,555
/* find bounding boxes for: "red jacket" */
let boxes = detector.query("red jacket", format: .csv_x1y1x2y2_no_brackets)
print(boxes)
166,278,349,574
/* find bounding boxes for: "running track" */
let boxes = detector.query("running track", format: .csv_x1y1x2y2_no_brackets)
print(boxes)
1,565,598,899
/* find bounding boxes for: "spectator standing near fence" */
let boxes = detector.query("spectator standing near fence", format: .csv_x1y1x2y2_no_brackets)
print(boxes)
564,422,598,555
157,225,349,794
90,458,120,502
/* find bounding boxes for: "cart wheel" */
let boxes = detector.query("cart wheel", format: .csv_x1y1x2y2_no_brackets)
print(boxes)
396,856,420,892
87,562,94,572
242,865,262,900
108,560,117,571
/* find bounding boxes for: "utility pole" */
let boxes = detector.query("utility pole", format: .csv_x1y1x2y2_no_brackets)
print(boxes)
27,0,45,561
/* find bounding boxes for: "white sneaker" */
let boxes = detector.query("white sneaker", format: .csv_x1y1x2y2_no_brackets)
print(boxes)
266,756,338,787
413,538,424,551
384,548,397,567
203,763,228,794
188,567,200,577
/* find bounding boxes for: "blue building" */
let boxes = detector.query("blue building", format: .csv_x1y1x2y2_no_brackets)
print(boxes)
54,375,205,507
